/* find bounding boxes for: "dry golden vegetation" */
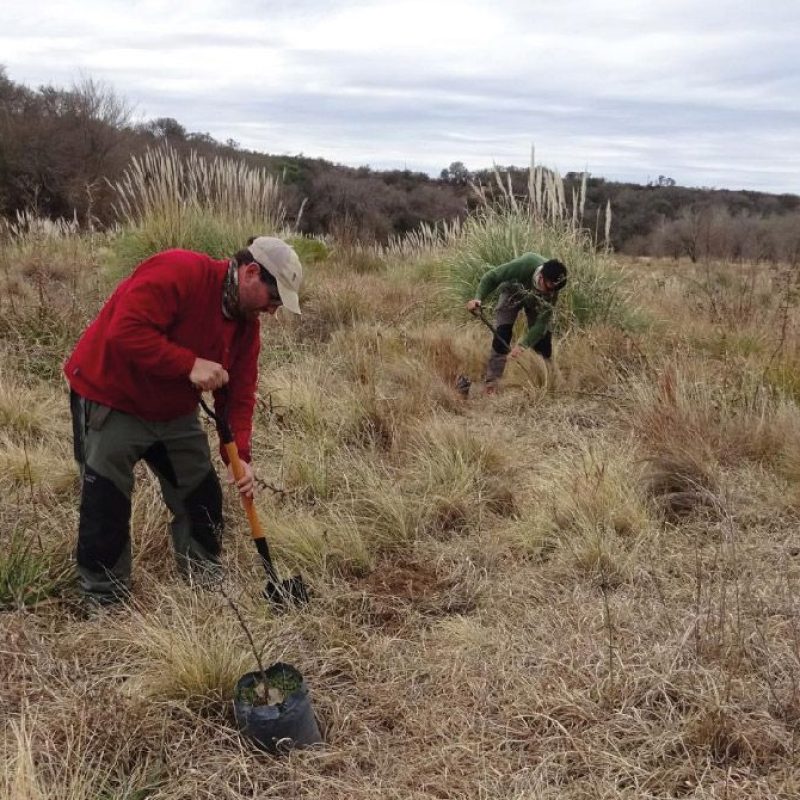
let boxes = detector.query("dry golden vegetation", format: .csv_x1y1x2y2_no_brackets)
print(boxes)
2,207,800,799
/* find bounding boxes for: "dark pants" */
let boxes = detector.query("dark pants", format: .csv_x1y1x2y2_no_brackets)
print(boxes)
485,291,552,385
70,392,223,602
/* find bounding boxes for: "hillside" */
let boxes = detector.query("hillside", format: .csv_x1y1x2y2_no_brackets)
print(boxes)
2,67,799,260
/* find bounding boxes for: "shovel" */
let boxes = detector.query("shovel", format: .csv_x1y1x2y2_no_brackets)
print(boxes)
199,397,309,608
470,305,509,346
468,306,542,387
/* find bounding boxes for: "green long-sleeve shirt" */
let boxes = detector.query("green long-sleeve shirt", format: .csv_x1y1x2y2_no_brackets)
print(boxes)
476,253,559,349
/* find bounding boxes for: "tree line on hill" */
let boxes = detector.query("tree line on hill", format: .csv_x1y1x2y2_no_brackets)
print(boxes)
1,68,798,263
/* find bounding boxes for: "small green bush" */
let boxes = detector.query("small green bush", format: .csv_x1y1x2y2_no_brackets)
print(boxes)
287,236,330,265
111,215,250,276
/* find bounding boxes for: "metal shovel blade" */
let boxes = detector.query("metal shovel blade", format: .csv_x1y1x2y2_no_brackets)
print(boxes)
264,574,310,608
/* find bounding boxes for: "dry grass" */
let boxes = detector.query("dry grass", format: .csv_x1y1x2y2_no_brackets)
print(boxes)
3,235,800,800
0,437,76,495
0,376,62,441
111,143,285,265
401,416,515,534
1,709,160,799
100,587,254,707
497,439,653,585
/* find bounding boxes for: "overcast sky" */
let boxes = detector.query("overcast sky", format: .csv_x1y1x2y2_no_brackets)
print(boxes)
2,0,799,193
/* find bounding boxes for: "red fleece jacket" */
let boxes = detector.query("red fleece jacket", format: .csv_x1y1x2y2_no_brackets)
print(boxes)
64,249,260,462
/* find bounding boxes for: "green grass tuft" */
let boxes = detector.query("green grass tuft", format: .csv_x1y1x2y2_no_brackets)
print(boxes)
0,526,70,610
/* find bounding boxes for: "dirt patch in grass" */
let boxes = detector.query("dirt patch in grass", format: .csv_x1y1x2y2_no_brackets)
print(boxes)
352,557,478,631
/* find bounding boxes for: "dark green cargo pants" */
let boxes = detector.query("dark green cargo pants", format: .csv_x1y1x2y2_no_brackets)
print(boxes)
70,392,224,603
485,289,553,385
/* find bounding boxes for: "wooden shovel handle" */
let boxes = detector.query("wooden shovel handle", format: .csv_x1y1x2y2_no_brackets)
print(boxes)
224,441,264,540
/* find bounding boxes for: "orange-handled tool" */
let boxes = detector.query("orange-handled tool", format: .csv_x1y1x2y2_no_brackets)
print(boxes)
225,440,265,538
200,397,309,607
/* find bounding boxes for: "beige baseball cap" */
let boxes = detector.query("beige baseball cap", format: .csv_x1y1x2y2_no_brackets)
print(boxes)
247,236,303,315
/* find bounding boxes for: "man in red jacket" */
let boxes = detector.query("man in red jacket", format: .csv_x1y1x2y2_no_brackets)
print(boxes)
65,236,303,604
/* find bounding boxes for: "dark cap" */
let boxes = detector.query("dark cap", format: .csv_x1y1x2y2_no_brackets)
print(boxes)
541,259,567,289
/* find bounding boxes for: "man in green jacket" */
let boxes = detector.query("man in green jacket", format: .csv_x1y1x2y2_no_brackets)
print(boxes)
465,254,567,393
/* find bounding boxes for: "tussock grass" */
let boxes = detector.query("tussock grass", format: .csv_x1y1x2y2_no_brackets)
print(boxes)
765,353,800,404
0,437,76,494
641,450,722,521
297,271,434,343
500,441,652,584
264,505,372,576
0,226,104,384
265,360,356,441
126,466,184,576
327,241,388,275
0,525,71,610
402,416,514,534
262,325,465,468
1,711,159,800
628,360,795,469
557,324,647,394
111,143,285,268
104,588,253,707
621,355,800,519
337,460,424,552
0,236,101,381
775,408,800,485
499,346,554,394
278,437,344,502
403,322,487,387
0,305,89,383
351,355,462,447
0,211,105,286
0,377,61,440
295,277,381,342
329,324,472,420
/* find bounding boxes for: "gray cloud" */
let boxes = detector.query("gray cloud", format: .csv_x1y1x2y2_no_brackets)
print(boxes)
2,0,798,193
